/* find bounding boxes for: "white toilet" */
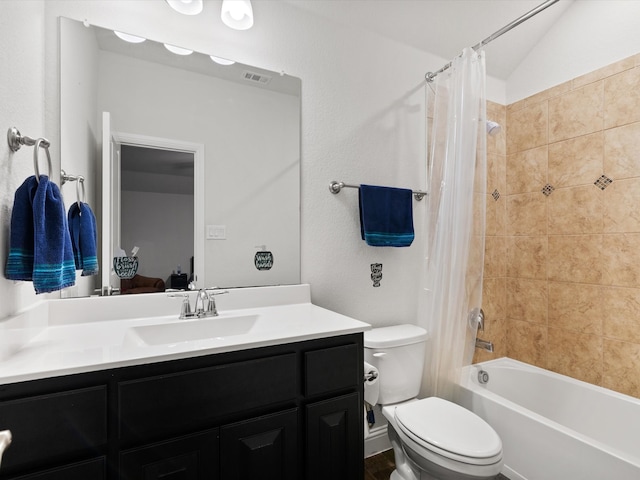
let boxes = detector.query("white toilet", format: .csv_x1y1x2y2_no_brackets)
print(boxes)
364,325,503,480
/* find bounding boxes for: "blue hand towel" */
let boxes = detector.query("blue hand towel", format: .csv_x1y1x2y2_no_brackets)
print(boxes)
6,176,76,292
359,184,415,247
68,201,99,276
5,176,39,281
32,175,76,293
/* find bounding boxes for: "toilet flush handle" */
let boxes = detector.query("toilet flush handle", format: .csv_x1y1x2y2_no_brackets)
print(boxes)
373,352,386,358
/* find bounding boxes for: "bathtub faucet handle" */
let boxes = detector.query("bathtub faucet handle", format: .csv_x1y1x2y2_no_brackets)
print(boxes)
469,307,485,332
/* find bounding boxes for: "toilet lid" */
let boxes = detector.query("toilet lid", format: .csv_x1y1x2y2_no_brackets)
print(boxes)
394,397,502,460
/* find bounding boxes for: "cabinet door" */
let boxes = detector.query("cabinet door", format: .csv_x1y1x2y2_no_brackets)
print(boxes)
306,393,362,480
5,457,105,480
119,429,219,480
220,408,298,480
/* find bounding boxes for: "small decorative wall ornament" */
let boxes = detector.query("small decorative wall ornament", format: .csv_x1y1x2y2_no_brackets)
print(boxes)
594,174,613,190
113,256,138,279
371,263,383,287
254,245,274,271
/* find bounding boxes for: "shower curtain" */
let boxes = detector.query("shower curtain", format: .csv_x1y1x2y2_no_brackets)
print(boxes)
419,48,487,400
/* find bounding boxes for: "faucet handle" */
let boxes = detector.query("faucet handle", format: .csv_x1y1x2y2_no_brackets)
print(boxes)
181,297,192,318
468,307,485,332
208,289,229,296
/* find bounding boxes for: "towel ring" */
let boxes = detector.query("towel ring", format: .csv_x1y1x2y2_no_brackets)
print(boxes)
33,138,52,183
76,176,86,209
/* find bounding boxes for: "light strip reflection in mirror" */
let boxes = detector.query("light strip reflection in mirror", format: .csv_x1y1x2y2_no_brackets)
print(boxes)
164,44,194,55
114,31,146,43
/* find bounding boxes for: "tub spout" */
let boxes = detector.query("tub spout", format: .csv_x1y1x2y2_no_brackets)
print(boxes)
475,337,494,352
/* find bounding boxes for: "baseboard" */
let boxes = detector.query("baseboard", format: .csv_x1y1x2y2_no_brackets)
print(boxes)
364,424,391,457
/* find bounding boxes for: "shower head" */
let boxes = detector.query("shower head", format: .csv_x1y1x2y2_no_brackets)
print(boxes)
486,120,501,136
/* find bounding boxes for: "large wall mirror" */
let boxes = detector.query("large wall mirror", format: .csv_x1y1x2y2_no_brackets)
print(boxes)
59,17,301,297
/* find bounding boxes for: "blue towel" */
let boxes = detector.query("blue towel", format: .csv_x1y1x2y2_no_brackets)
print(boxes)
5,176,38,281
5,175,76,293
68,201,99,276
359,184,415,247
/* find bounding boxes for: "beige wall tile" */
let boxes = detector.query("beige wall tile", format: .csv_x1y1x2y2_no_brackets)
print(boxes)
506,146,548,195
506,193,547,236
506,319,547,368
548,132,604,188
602,233,640,287
548,234,603,284
485,194,505,236
573,55,636,89
547,327,603,385
604,66,640,129
548,185,603,235
484,236,506,278
603,339,640,397
604,121,640,179
506,277,548,325
526,81,572,106
506,235,547,280
548,282,603,335
507,102,548,154
604,178,640,232
602,286,640,344
483,277,506,322
549,81,604,143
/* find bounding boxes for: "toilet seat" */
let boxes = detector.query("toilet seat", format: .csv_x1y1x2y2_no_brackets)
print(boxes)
394,397,502,466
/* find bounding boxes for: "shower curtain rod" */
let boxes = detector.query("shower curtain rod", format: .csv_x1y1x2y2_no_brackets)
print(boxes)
425,0,559,82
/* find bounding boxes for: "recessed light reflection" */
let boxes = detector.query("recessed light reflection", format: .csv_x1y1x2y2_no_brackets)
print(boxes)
114,31,146,43
164,44,193,55
210,56,235,66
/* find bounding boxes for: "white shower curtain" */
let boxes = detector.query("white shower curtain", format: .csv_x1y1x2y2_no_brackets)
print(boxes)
419,48,487,400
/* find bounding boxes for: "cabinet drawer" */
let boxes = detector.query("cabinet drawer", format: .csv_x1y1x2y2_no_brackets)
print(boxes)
119,353,297,443
304,344,359,397
0,386,107,472
220,408,298,480
120,429,219,480
6,457,106,480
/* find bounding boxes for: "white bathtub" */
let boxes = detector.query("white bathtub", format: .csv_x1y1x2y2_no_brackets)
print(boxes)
457,357,640,480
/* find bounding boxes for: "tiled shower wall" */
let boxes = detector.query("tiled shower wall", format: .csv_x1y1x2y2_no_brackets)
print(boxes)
475,53,640,399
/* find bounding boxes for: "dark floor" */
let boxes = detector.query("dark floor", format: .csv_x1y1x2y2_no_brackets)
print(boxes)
364,450,510,480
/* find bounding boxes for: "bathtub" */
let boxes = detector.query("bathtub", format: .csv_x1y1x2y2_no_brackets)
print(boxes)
457,357,640,480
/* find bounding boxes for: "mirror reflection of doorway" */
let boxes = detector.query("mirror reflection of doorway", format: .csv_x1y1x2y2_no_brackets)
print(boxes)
119,145,194,292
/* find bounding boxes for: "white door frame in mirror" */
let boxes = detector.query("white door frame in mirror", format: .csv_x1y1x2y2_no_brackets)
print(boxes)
101,125,205,295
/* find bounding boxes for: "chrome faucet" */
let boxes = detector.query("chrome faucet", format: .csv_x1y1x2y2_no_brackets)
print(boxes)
471,307,494,352
176,288,229,319
475,338,494,352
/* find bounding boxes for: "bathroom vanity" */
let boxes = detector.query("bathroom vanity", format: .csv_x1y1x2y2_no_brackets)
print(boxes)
0,286,368,480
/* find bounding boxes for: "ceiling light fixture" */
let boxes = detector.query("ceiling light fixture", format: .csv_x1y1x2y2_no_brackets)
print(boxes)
221,0,254,30
165,0,203,16
210,55,236,66
114,31,146,43
164,44,194,55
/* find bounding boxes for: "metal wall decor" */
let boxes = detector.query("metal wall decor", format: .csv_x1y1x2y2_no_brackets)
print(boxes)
371,263,383,287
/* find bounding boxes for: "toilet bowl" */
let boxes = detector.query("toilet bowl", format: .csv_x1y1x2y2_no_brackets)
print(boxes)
364,325,503,480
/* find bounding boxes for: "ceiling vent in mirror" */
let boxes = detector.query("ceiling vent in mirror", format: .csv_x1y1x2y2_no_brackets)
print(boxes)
242,70,272,85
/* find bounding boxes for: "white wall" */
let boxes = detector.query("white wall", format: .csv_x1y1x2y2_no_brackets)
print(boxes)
507,0,640,103
0,1,51,318
2,0,638,327
120,189,194,282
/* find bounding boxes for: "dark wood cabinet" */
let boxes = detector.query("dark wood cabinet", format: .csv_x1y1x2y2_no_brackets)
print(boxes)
120,429,219,480
0,333,363,480
7,458,106,480
306,393,361,480
220,408,298,480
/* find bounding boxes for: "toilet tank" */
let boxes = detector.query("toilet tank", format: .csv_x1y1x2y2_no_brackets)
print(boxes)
364,325,428,405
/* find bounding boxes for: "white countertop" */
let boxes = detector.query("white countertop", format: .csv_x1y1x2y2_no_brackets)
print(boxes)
0,285,370,385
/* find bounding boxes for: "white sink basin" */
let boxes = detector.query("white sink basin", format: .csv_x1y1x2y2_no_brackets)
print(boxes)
124,314,259,346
